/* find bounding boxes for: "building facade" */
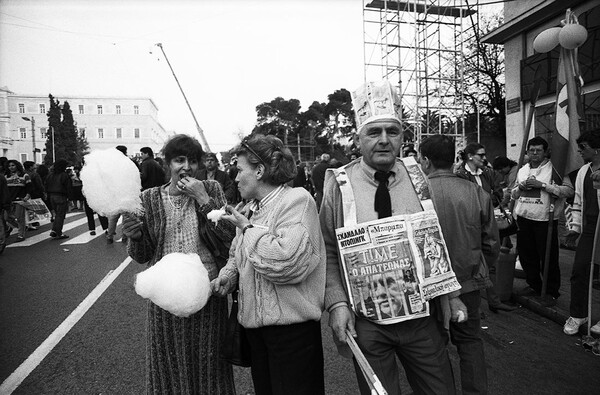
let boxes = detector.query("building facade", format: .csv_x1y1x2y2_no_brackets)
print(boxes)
483,0,599,160
0,87,172,163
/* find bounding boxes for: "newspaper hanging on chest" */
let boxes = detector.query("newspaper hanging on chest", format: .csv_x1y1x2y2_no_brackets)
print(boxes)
336,209,461,325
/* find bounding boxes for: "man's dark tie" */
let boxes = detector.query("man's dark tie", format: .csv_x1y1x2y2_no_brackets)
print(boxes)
374,171,392,218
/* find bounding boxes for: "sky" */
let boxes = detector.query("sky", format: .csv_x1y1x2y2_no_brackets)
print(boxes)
0,0,366,152
0,0,502,153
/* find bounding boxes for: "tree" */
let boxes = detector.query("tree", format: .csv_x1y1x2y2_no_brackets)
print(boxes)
252,97,301,144
323,89,356,144
461,12,506,139
44,95,90,165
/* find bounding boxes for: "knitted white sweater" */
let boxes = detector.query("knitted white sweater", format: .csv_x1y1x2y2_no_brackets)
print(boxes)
220,185,326,328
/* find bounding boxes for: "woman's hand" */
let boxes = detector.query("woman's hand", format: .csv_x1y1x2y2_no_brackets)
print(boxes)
221,202,250,230
178,176,209,205
122,213,143,242
210,274,232,297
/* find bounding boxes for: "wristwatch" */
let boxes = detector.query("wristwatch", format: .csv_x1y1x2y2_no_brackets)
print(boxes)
541,182,547,189
242,224,254,235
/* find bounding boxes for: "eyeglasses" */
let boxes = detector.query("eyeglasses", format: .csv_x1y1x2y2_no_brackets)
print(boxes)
241,139,267,166
474,152,486,157
578,143,591,151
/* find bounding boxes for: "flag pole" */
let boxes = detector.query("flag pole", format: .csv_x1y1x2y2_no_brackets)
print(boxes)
540,197,555,300
517,67,542,170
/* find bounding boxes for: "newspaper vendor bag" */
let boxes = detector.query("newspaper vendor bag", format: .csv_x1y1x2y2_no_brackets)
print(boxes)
222,289,251,367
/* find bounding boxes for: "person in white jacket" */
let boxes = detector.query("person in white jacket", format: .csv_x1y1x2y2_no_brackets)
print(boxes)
511,136,574,302
563,129,600,336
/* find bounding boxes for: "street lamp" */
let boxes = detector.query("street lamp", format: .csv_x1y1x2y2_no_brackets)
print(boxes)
21,116,36,162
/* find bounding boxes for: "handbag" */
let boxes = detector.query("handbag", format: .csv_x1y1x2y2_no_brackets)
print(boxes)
495,206,518,238
198,213,231,270
222,290,252,367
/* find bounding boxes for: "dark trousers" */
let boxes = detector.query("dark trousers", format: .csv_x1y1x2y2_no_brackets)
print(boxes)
570,215,599,318
516,217,560,297
353,313,455,395
83,199,108,231
49,194,68,235
245,320,324,395
448,291,487,395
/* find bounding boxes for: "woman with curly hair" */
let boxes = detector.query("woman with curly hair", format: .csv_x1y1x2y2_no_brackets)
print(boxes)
123,134,236,395
212,134,326,395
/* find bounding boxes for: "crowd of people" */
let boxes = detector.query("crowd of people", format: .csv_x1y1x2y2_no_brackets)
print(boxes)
123,79,595,394
2,79,599,394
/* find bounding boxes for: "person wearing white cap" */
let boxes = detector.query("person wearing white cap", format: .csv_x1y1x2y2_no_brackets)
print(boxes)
320,81,458,394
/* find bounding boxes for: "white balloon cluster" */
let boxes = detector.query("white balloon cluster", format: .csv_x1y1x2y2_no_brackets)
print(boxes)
533,10,588,53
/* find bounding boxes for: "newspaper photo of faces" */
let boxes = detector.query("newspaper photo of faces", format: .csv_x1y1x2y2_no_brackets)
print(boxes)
354,268,425,321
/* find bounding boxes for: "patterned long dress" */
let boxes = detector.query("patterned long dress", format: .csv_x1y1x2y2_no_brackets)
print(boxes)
128,181,236,395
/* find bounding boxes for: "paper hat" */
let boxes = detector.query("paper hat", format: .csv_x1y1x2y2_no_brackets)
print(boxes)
351,80,402,133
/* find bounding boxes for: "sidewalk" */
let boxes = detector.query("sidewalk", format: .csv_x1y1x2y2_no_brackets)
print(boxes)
498,245,600,335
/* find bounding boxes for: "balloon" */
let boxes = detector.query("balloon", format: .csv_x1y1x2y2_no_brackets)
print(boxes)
533,27,561,53
559,24,588,49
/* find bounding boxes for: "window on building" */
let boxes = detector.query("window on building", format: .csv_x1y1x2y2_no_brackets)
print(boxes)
19,128,27,139
98,128,104,139
116,105,121,114
40,127,47,139
20,153,27,163
116,128,122,138
97,105,103,115
18,103,25,113
79,128,86,138
39,104,46,114
134,105,139,115
134,128,140,138
79,105,84,114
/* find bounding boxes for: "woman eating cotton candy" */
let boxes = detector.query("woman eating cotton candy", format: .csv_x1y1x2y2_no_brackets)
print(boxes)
122,134,236,395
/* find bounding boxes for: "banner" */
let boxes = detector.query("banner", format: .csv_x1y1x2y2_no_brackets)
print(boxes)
336,210,460,325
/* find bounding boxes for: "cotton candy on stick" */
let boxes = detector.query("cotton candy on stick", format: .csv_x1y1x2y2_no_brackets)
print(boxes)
134,253,211,317
80,148,143,216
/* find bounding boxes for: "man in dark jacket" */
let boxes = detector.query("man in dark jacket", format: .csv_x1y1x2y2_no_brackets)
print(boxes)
195,152,235,203
45,159,72,239
420,135,500,394
23,161,45,199
139,147,166,190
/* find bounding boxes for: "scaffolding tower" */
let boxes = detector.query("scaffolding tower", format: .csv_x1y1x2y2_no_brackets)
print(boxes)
363,0,480,146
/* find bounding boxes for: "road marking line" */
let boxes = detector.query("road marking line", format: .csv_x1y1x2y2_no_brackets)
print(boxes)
61,225,105,245
8,217,90,248
0,257,133,395
61,217,121,245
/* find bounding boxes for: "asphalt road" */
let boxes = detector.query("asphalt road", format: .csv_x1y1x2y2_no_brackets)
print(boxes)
1,213,599,394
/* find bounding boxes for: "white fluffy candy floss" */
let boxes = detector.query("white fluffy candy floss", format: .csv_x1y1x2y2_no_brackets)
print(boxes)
134,253,211,317
207,209,226,224
80,148,143,217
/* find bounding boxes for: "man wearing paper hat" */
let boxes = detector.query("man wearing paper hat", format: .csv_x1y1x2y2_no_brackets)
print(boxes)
320,80,457,394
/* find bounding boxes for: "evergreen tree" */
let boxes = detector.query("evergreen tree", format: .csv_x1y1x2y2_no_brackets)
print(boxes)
44,95,89,165
45,95,60,165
